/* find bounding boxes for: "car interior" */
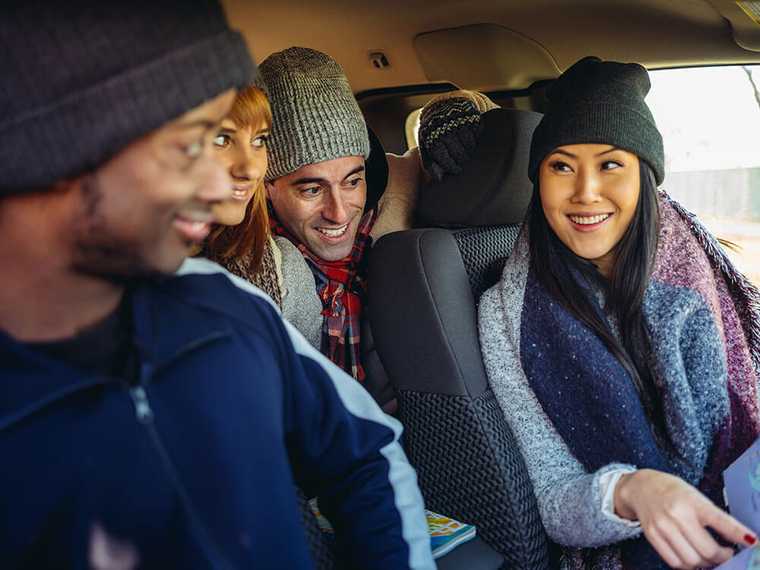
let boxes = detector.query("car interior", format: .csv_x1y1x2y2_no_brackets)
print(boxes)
222,1,760,568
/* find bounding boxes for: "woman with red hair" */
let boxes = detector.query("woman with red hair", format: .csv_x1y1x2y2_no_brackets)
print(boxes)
201,86,322,347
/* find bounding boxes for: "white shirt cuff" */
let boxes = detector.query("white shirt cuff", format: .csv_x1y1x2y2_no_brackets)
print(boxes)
599,468,641,528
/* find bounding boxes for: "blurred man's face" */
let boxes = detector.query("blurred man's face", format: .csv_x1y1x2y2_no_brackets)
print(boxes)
70,90,236,280
266,156,367,261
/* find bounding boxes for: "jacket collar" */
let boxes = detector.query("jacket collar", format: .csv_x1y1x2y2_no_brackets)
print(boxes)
130,279,232,376
0,332,108,431
0,277,232,431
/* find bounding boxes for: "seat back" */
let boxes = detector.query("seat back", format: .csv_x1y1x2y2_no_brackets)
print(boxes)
297,489,335,570
368,107,550,568
369,226,549,568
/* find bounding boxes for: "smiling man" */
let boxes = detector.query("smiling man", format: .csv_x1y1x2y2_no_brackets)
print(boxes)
0,3,432,569
260,47,377,383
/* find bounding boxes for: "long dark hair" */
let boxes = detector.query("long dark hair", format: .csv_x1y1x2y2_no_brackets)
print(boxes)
528,161,669,444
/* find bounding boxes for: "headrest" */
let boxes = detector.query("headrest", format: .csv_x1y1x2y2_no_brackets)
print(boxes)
416,108,542,227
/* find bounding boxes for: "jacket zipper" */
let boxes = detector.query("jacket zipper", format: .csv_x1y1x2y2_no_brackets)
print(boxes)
128,383,232,569
130,386,153,422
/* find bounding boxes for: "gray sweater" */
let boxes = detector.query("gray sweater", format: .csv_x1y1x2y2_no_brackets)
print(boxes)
477,235,642,548
275,236,322,351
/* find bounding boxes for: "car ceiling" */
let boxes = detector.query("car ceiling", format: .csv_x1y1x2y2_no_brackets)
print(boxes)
224,0,760,93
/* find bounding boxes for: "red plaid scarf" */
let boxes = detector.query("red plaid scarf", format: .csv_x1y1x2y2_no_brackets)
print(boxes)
270,205,377,382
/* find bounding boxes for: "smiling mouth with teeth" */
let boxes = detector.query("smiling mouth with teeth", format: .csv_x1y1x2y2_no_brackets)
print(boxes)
172,209,214,243
231,187,252,201
568,213,611,225
315,224,349,238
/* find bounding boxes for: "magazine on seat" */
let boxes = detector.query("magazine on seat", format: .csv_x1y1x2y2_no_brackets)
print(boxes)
308,500,477,559
426,510,477,559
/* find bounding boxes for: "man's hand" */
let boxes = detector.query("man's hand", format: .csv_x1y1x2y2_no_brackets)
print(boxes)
614,469,757,569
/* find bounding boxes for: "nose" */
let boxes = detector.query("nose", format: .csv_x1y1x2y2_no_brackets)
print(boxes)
322,188,348,224
230,145,264,183
571,167,602,204
195,153,233,204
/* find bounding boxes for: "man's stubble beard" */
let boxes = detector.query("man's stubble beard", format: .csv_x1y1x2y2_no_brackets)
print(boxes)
70,173,166,286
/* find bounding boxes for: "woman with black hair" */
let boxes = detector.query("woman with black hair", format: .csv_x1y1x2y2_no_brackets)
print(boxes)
478,56,760,569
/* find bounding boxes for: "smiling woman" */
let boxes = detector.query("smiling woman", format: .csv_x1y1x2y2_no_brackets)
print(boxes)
537,144,642,278
197,86,324,348
478,56,760,570
198,86,287,303
210,87,271,227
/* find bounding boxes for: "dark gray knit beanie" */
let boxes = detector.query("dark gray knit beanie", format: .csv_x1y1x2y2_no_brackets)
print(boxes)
0,0,256,194
257,47,370,181
529,56,665,185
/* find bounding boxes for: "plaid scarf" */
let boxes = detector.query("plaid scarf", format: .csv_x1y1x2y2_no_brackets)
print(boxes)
270,205,377,382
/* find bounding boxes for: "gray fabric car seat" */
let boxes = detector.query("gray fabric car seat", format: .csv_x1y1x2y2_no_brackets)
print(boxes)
297,489,335,570
368,107,550,568
299,125,507,570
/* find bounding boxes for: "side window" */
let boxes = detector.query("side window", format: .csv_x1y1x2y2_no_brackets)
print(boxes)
647,65,760,286
404,73,760,286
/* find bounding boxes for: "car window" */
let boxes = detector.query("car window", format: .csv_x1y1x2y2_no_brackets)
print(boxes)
405,66,760,286
647,65,760,286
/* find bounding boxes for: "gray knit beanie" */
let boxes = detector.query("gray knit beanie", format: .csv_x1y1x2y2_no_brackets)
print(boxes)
529,56,665,185
0,0,256,194
257,47,370,181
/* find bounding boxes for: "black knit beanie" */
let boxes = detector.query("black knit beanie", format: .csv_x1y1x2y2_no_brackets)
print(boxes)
0,0,256,194
528,56,664,185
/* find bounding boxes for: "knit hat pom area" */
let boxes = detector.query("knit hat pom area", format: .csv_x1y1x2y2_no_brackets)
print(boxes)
528,56,665,185
257,47,370,181
417,90,500,182
0,0,256,194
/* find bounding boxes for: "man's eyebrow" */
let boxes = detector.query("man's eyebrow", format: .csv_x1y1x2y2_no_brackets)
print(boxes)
292,176,327,185
342,165,365,180
292,165,366,186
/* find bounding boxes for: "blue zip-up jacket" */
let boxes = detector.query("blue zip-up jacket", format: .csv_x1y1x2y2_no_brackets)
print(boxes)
0,258,434,569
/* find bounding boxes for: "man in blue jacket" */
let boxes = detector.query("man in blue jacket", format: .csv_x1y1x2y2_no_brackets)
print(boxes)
0,1,433,568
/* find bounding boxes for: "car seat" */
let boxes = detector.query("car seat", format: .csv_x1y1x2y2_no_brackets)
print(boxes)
298,123,506,570
367,107,550,568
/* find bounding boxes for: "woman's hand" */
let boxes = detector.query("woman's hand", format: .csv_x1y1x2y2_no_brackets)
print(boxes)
614,469,757,569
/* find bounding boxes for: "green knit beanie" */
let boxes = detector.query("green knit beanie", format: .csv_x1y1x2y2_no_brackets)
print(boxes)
528,56,665,185
257,47,370,181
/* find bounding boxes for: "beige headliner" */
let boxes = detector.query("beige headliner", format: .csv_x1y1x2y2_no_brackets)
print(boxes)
223,0,760,93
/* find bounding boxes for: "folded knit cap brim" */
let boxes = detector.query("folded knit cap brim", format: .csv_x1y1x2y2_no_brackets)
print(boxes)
0,0,256,194
528,56,664,185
